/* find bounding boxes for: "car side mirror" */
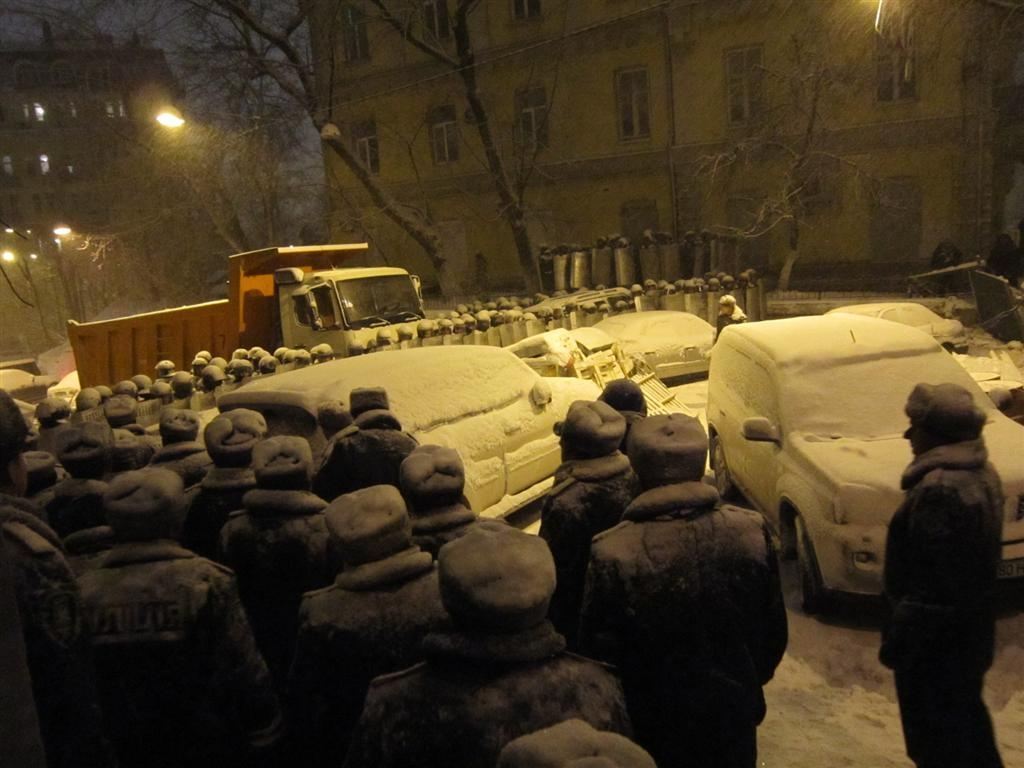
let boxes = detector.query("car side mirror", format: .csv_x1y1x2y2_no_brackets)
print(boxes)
742,416,780,444
988,387,1013,413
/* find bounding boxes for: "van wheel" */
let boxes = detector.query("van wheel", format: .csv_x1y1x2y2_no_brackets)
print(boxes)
795,515,829,614
710,435,738,501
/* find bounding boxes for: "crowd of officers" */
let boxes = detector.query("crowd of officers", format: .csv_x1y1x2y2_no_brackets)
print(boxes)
1,347,1005,768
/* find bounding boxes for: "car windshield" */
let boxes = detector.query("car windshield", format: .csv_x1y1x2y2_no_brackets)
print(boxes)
781,347,994,439
335,275,423,328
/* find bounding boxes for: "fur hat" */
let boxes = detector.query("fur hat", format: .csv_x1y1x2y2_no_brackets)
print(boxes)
204,409,267,467
326,485,411,566
555,400,626,458
904,382,986,443
23,450,58,496
159,408,201,445
56,422,113,479
626,413,707,488
350,387,390,418
110,428,156,473
317,400,353,439
438,525,555,633
400,444,465,507
104,468,186,541
252,435,313,490
498,720,657,768
598,380,648,417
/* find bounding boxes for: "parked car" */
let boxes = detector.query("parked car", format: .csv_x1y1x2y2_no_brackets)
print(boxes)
826,302,968,352
217,345,600,517
594,310,714,381
524,287,632,315
707,315,1024,611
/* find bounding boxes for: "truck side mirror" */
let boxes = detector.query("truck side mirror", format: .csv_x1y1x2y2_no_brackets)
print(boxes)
742,416,780,444
410,274,422,301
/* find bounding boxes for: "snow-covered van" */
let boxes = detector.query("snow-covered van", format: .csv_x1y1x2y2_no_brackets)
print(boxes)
217,345,600,518
67,244,425,387
707,314,1024,611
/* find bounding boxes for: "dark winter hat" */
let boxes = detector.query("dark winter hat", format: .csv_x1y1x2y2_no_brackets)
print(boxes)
400,444,465,507
353,409,403,431
75,388,102,412
317,401,353,439
104,394,138,428
0,389,29,468
438,524,556,633
104,468,186,542
159,408,200,445
904,383,986,443
598,380,648,417
56,421,113,479
627,413,707,488
112,380,139,398
326,485,412,566
498,720,657,768
110,428,155,472
252,435,313,490
23,450,58,497
204,409,267,468
36,397,71,428
555,401,626,458
350,387,390,418
170,371,194,399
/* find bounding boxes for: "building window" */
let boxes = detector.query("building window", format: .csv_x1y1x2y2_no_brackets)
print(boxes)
515,86,548,148
423,0,450,39
342,5,370,61
32,103,45,122
430,105,459,164
64,160,76,176
90,66,112,91
2,156,12,176
615,68,650,140
513,0,541,20
117,99,127,118
105,101,116,118
876,36,916,101
68,101,78,118
352,120,380,174
726,45,764,124
39,154,50,175
22,103,30,122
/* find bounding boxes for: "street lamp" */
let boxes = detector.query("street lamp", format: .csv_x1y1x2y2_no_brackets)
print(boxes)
155,107,185,129
1,250,14,263
53,225,72,237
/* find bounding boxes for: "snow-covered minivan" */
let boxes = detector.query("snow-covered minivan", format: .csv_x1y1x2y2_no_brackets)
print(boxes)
707,315,1024,611
218,345,599,519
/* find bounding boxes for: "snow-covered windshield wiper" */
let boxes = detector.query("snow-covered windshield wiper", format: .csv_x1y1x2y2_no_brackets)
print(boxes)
386,310,423,323
351,315,390,329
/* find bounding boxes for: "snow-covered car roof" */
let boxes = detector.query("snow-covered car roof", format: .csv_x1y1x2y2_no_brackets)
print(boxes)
595,310,714,354
825,302,943,321
218,346,544,433
506,329,580,368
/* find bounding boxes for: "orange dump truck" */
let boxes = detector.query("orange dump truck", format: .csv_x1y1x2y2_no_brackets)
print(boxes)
67,243,426,387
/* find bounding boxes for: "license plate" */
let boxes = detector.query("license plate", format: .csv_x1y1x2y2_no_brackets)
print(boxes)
997,557,1024,580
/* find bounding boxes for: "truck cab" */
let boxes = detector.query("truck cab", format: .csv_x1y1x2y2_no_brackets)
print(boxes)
275,266,425,354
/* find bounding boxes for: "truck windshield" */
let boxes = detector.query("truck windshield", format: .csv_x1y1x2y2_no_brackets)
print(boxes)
335,275,423,329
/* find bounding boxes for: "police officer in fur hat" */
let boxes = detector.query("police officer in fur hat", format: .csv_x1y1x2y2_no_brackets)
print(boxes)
149,408,212,487
343,524,631,768
497,719,656,768
578,414,787,768
219,436,331,690
539,400,637,648
288,485,448,766
399,444,479,558
79,468,282,767
881,383,1004,768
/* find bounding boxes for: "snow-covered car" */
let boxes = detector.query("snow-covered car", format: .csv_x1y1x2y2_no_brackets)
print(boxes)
826,302,968,352
594,310,714,381
707,315,1024,611
217,346,599,517
524,287,632,314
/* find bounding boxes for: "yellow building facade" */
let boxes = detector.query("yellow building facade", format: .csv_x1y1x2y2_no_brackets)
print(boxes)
312,0,1018,292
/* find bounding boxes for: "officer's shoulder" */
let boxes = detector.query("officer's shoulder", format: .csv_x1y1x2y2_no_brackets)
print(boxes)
591,519,633,545
1,520,59,557
190,555,236,578
718,503,764,526
367,661,427,690
562,651,620,675
226,509,249,521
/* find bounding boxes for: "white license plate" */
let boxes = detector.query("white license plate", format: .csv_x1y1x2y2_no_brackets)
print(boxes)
997,557,1024,580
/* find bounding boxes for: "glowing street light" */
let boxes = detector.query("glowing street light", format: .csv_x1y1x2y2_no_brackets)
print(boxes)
1,250,15,263
53,225,72,237
155,107,185,129
29,253,38,260
3,228,13,234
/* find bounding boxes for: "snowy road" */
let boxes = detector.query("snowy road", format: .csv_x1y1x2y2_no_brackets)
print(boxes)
665,380,1024,767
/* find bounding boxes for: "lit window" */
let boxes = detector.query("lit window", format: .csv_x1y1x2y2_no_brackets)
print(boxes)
423,0,450,39
876,36,916,101
516,86,548,148
513,0,541,20
2,156,12,176
341,5,370,62
118,99,127,118
352,120,379,174
68,101,78,118
615,68,650,140
22,103,30,121
726,46,764,125
65,161,75,176
33,102,45,122
430,105,459,164
105,101,116,118
39,155,50,174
